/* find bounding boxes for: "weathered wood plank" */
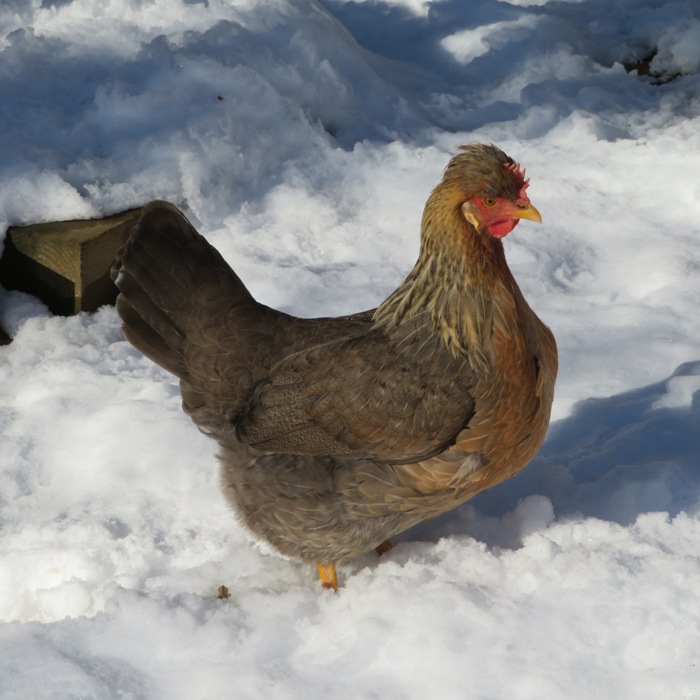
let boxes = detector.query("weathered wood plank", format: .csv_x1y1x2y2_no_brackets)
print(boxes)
0,208,142,315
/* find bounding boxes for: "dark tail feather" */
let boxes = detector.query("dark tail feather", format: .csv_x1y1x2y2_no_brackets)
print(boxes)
111,200,253,380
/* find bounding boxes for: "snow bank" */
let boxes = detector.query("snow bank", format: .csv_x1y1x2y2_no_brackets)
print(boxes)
1,0,699,697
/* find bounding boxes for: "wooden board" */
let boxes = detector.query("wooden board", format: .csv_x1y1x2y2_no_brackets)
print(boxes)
0,208,143,315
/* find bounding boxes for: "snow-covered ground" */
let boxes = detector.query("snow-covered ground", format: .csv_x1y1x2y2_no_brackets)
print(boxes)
1,0,700,697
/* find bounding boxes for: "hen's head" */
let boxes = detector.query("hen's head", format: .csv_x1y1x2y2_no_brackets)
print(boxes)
441,143,541,239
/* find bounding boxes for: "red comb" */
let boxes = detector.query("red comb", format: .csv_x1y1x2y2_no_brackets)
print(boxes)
504,161,530,198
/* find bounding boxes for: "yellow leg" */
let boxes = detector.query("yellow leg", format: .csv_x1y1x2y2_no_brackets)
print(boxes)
317,563,338,591
375,539,393,555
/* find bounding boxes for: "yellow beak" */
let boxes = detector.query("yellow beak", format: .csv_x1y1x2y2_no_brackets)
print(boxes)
511,203,542,223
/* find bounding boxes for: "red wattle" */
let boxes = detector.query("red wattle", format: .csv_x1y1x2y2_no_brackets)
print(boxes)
488,219,519,238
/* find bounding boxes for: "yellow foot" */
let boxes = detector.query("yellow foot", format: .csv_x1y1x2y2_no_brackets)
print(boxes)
317,563,338,591
375,539,393,556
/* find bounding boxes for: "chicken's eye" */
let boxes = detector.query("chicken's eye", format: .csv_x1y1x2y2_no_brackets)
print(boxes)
483,198,497,207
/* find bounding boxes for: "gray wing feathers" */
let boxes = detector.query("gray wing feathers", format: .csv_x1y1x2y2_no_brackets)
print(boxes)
113,201,476,465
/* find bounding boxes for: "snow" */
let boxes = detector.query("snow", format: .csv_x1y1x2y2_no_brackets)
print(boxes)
1,0,699,697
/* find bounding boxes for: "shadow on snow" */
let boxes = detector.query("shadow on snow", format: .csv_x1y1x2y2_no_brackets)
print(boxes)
399,360,700,548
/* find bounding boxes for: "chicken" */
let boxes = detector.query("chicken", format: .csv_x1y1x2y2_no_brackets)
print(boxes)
111,143,557,590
